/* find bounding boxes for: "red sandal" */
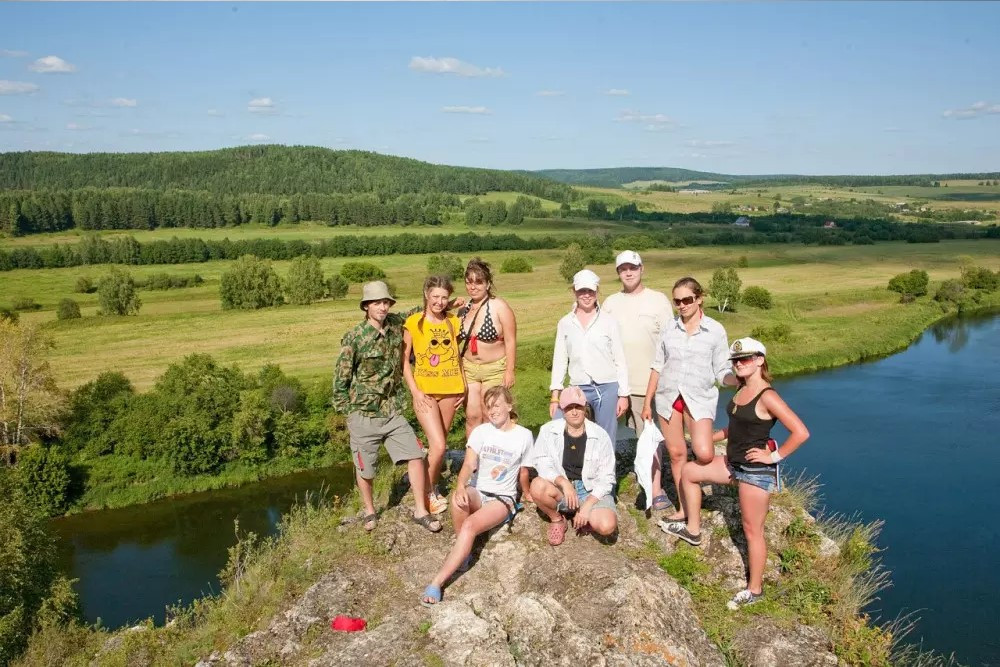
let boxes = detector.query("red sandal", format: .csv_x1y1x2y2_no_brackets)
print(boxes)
547,518,567,546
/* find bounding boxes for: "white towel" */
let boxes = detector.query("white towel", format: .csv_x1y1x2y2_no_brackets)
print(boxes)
633,420,664,510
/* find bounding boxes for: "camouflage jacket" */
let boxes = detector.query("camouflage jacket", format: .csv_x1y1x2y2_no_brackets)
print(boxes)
332,310,414,417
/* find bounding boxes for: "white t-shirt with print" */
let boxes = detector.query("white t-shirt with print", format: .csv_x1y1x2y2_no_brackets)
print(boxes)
468,422,533,498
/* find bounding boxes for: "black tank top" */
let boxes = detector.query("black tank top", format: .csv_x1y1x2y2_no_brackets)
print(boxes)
726,387,777,465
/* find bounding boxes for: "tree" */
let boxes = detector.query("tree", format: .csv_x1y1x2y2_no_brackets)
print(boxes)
426,253,464,280
340,262,386,283
709,267,742,313
325,274,349,300
500,256,533,273
559,243,586,283
887,269,929,300
56,299,81,320
586,200,608,220
284,255,326,305
741,286,773,310
0,322,66,462
96,268,141,316
73,276,94,294
15,445,72,516
219,255,283,310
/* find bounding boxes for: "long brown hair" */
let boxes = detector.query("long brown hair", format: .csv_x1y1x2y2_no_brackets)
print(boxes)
464,257,495,299
419,275,454,330
736,355,773,386
483,385,518,423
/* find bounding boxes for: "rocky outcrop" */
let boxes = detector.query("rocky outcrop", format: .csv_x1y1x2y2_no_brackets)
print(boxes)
195,476,842,667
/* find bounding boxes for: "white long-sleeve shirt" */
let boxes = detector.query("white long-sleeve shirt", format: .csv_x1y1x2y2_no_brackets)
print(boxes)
652,313,733,422
550,306,630,396
531,418,616,500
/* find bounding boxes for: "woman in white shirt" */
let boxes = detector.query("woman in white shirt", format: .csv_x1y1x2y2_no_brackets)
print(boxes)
549,269,630,449
420,385,533,606
641,276,737,523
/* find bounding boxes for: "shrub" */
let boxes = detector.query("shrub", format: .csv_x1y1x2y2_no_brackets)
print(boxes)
0,307,19,324
742,286,774,310
97,268,141,316
887,269,929,300
56,299,81,320
326,274,350,300
559,243,586,283
611,234,658,252
500,256,533,274
74,276,95,294
709,267,742,312
219,255,283,310
426,253,464,280
960,265,1000,292
12,297,42,312
340,262,386,283
285,255,326,305
934,279,965,304
736,255,750,268
751,322,792,344
15,445,72,517
166,415,219,475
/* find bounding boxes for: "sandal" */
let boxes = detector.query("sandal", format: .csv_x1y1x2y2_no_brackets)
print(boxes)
651,494,671,511
547,518,567,546
412,513,443,533
420,584,442,607
362,513,378,532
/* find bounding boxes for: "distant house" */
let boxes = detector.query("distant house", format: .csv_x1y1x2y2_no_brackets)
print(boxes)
823,220,837,229
733,216,751,227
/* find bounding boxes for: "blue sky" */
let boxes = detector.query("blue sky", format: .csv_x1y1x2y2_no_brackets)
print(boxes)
1,2,998,175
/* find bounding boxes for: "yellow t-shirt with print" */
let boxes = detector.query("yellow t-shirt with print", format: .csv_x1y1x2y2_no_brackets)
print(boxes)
404,312,465,395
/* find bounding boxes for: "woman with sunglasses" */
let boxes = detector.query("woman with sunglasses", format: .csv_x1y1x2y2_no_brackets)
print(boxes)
420,386,532,606
661,338,810,610
457,258,518,438
530,386,618,546
404,275,465,515
641,276,738,522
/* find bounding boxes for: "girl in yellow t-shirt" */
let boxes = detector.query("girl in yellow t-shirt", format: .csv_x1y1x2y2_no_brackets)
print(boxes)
404,275,465,513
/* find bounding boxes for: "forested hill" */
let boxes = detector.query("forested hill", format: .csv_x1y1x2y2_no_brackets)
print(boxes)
0,145,574,201
533,166,1000,189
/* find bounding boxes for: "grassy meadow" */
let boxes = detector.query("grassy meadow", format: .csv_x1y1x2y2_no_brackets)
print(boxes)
5,237,999,398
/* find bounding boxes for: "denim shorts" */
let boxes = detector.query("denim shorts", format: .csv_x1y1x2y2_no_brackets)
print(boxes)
556,479,617,514
727,461,782,494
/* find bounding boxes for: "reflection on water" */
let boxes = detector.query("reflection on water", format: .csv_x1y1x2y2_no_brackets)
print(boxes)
52,466,353,628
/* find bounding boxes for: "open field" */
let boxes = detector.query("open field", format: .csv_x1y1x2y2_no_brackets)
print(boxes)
5,240,999,396
461,190,564,211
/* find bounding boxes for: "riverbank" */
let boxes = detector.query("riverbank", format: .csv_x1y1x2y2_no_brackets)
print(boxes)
19,465,931,667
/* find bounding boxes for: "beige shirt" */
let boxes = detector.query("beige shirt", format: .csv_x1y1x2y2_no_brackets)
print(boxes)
602,287,673,395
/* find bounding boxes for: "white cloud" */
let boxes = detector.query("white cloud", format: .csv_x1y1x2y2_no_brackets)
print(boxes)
207,109,224,117
1,50,29,58
441,105,491,115
248,97,277,114
29,55,77,73
248,133,270,141
409,56,504,78
604,88,630,96
616,109,676,130
0,114,12,122
535,90,565,97
685,140,734,148
942,101,1000,119
0,80,39,95
110,97,137,107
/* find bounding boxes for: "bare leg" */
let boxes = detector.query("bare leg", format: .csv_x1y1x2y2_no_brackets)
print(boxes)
688,415,715,465
415,398,448,492
738,482,771,595
530,477,564,522
661,411,687,520
464,381,484,437
427,494,509,592
407,458,431,517
587,508,618,536
519,467,534,503
356,469,376,517
678,456,733,536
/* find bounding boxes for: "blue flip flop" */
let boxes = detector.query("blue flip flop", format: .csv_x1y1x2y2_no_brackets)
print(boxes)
420,584,442,607
651,494,671,511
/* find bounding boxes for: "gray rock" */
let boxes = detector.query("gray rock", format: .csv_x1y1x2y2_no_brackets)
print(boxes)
732,619,839,667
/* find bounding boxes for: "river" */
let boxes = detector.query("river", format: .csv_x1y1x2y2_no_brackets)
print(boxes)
53,312,999,664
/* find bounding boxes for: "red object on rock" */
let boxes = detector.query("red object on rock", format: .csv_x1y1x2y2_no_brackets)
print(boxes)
331,615,367,632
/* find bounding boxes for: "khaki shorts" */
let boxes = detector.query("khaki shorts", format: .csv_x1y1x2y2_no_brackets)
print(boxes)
463,356,507,389
347,413,424,480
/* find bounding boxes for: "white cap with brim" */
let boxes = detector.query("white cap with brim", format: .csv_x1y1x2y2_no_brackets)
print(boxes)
729,337,767,359
615,250,642,268
572,269,600,291
359,281,396,310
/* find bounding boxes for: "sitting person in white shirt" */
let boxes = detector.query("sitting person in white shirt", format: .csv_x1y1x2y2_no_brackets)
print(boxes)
420,385,533,607
531,386,618,546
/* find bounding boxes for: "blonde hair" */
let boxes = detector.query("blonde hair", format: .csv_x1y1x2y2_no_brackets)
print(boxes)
483,385,518,422
418,275,454,330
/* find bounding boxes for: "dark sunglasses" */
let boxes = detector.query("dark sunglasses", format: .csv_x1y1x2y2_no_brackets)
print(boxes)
673,295,697,306
731,355,761,365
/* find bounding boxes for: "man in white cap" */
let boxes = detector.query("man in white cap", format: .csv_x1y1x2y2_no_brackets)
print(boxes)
549,268,630,450
333,280,442,534
602,251,673,507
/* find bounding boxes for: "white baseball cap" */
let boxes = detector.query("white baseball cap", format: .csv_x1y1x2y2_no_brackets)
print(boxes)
729,337,767,359
615,250,642,269
572,269,600,291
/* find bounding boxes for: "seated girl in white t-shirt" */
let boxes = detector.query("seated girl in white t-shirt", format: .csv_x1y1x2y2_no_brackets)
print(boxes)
420,385,533,607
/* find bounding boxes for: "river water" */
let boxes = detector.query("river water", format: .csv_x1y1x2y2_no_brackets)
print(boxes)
53,312,999,664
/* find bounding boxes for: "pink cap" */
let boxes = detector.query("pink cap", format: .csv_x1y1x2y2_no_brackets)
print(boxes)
558,386,588,411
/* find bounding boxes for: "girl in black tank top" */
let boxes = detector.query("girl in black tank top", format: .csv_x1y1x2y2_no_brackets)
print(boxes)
658,337,811,611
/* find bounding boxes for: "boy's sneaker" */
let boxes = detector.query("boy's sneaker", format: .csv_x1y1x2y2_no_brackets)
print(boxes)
428,492,448,515
662,521,702,546
727,589,764,610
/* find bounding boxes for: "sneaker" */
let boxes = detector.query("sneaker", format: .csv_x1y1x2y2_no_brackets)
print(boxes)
428,493,448,515
727,589,764,610
662,521,702,546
